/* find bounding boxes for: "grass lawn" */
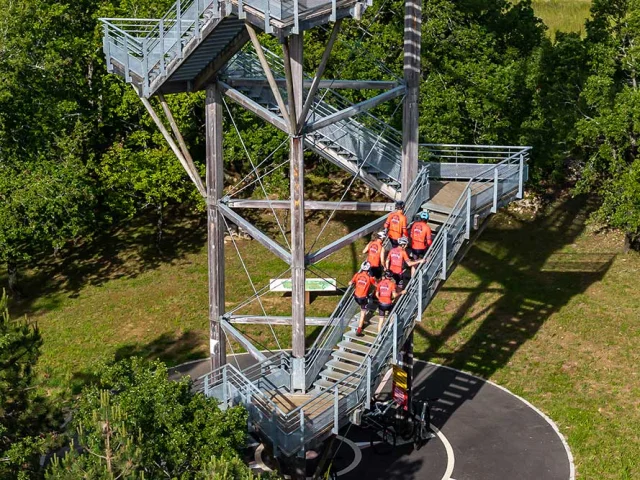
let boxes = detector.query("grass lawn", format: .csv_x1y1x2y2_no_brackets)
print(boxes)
531,0,592,39
3,189,639,479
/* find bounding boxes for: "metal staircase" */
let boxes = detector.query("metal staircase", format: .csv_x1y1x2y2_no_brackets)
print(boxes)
197,148,530,456
223,48,404,198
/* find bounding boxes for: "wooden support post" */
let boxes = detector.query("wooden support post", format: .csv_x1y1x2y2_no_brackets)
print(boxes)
140,94,206,197
246,24,292,132
157,93,204,190
206,83,226,372
289,33,306,391
401,0,422,199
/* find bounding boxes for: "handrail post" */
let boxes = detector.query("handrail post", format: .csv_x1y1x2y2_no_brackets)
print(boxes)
366,356,372,409
176,0,182,46
333,386,339,434
204,374,210,397
222,367,228,406
441,229,448,280
392,314,398,364
238,0,246,19
159,19,165,76
124,35,131,82
465,187,472,240
264,0,272,34
300,409,305,446
491,167,499,213
517,153,524,199
417,274,423,322
293,0,299,33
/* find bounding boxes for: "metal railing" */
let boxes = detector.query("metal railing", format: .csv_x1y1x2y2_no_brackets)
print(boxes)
101,0,221,96
198,148,529,456
420,144,531,180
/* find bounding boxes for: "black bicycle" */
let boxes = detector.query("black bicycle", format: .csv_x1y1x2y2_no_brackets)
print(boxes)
362,399,397,454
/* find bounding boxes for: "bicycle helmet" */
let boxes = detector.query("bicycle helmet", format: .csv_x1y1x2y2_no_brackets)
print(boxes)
376,230,386,239
360,261,371,272
419,210,430,221
395,200,405,210
398,236,409,246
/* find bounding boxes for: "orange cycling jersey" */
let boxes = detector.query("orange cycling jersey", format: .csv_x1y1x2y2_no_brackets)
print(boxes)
352,272,375,298
410,221,433,250
388,246,410,274
384,211,408,240
376,279,396,304
366,239,384,267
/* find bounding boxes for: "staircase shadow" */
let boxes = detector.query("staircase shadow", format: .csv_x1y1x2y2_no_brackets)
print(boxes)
411,192,615,428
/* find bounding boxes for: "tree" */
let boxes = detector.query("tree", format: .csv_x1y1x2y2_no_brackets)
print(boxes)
47,358,252,479
0,290,50,479
575,0,640,249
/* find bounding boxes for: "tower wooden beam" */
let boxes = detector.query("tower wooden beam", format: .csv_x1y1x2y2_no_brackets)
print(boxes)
246,23,293,130
288,33,306,391
206,83,226,372
401,0,422,198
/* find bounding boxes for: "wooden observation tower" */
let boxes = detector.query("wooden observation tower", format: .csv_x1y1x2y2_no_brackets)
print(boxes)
100,0,529,475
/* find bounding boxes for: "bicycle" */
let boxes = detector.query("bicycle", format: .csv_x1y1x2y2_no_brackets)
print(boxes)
361,399,397,454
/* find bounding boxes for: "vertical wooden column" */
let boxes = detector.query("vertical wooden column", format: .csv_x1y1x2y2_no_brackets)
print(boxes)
206,83,226,372
401,0,422,199
289,33,306,391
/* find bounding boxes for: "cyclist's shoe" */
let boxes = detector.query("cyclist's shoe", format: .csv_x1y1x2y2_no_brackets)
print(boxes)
356,326,364,337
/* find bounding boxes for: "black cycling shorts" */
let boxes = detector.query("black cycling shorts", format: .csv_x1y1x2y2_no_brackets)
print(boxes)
379,302,393,314
355,296,368,309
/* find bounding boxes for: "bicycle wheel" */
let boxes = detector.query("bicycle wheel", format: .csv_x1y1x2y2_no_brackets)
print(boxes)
371,426,396,455
397,417,415,441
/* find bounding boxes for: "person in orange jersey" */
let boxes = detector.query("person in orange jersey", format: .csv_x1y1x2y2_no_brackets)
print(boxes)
384,201,408,247
350,261,376,337
362,231,387,280
409,210,433,274
375,270,399,333
385,236,424,290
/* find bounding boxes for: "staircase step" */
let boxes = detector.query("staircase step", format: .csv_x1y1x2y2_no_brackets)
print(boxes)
344,331,378,345
338,340,371,355
320,369,361,385
421,202,452,215
349,321,379,336
332,350,366,365
326,359,360,374
424,211,449,224
314,378,356,393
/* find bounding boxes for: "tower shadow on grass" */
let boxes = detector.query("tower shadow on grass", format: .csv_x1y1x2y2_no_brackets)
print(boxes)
411,192,615,429
69,330,207,394
3,207,207,318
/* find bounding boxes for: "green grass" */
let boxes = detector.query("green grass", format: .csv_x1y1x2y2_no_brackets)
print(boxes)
531,0,592,38
3,190,639,479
